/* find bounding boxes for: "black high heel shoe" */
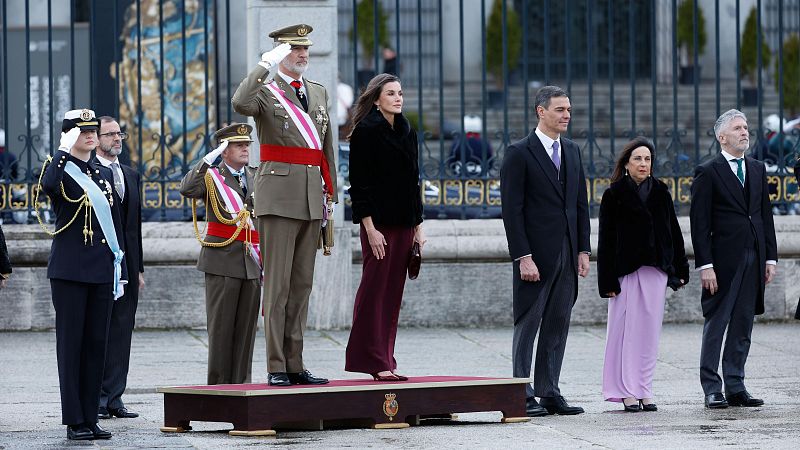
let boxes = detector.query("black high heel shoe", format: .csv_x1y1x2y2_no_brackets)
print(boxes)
639,400,657,412
371,372,401,382
623,399,640,412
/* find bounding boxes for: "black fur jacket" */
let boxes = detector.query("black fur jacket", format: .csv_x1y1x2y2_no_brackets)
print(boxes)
597,176,690,297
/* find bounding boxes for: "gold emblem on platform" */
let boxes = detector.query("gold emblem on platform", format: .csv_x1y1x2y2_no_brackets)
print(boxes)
80,109,92,121
382,393,399,421
297,25,309,36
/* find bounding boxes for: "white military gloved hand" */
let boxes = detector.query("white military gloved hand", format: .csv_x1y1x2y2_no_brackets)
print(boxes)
260,43,292,68
58,128,81,153
203,140,228,165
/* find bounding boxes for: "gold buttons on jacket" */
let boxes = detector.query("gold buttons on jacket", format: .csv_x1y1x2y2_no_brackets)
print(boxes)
101,239,106,244
270,170,275,174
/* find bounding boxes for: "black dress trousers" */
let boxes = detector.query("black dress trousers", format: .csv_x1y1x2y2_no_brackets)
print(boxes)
51,279,114,426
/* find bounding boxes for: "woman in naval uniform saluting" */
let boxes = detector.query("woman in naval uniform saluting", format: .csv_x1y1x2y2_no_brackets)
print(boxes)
38,108,127,440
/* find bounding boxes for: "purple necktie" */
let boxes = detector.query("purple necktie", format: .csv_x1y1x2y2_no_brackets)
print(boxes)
551,141,561,173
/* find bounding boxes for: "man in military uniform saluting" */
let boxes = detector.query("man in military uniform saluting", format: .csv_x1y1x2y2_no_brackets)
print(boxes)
39,109,127,440
180,123,262,385
232,24,337,386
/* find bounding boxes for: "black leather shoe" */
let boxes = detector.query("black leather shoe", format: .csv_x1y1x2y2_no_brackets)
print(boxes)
268,372,292,386
639,400,657,412
288,370,329,385
97,407,111,420
726,390,764,407
538,396,584,415
109,406,139,418
704,392,729,409
88,422,112,439
525,397,548,417
66,425,93,440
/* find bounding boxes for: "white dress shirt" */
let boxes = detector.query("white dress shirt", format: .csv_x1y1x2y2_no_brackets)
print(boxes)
721,149,747,183
535,127,561,164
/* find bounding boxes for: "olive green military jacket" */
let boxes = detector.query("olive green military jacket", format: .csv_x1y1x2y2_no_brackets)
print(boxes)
231,65,338,221
180,160,261,280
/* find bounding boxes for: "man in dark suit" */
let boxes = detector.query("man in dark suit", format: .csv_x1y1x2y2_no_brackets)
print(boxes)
501,86,591,417
691,109,778,409
93,116,144,420
41,109,127,440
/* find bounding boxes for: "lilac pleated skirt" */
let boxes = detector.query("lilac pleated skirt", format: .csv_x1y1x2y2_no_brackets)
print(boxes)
602,265,668,402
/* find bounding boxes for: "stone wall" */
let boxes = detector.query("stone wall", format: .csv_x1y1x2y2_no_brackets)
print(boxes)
2,217,799,330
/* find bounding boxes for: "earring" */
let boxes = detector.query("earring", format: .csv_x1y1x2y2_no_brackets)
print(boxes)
625,169,628,176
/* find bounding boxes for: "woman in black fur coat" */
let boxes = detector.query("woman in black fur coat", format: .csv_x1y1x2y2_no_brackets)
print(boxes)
344,74,425,381
598,137,689,412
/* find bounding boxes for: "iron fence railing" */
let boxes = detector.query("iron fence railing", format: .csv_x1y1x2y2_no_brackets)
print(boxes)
1,0,799,223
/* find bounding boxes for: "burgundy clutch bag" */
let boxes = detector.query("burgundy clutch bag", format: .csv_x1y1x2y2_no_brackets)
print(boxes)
408,242,421,280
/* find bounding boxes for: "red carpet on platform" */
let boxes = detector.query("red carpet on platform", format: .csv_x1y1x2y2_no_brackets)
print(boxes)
157,375,532,436
176,376,502,391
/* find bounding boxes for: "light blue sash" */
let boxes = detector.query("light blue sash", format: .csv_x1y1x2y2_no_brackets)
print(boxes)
64,161,125,300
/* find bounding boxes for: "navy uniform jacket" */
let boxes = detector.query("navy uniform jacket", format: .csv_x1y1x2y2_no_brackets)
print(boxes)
41,152,127,284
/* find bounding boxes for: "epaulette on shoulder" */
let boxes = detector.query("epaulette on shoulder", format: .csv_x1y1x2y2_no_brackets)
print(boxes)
305,78,325,87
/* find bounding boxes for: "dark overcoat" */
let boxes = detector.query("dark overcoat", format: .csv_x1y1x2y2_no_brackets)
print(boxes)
690,153,777,317
500,133,591,322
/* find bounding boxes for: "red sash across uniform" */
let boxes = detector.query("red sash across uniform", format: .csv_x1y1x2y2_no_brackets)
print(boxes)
206,221,260,244
259,143,332,194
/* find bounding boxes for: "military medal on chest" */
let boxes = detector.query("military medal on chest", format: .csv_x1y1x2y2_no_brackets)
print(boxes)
317,105,329,135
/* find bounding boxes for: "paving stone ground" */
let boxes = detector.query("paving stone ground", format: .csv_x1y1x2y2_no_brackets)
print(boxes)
1,323,799,449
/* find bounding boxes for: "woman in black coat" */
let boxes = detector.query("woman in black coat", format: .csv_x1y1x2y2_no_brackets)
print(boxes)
598,137,689,412
344,74,425,381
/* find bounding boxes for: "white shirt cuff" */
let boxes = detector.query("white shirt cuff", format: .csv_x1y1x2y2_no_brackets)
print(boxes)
515,254,531,262
696,263,714,271
766,260,777,266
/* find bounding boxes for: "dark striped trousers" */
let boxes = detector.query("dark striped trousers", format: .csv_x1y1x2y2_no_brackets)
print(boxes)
512,237,576,399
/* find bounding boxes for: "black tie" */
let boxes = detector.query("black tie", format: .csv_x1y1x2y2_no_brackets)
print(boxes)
290,80,308,111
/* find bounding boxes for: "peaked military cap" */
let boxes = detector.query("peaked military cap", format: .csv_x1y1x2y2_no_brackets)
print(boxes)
214,123,254,146
268,23,313,46
62,108,100,132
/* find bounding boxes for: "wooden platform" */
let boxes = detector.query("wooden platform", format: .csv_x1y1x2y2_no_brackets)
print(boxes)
157,376,531,436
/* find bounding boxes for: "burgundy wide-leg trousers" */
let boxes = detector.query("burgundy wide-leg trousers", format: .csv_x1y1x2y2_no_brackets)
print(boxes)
345,224,414,374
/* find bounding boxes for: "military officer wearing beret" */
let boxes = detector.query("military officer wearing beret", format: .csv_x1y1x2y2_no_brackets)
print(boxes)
180,123,262,385
232,23,337,386
39,109,127,440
